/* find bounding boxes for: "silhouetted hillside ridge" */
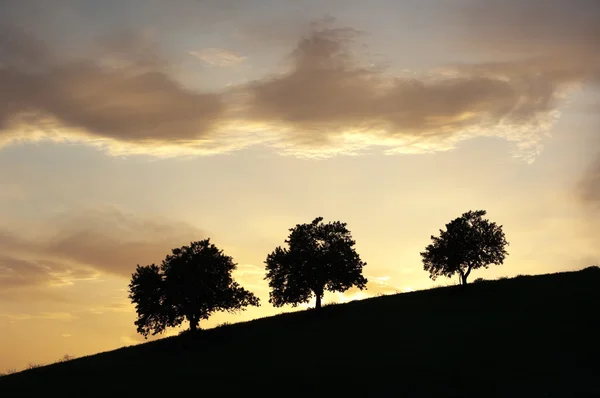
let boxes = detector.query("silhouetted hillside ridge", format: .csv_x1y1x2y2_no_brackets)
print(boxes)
1,267,599,397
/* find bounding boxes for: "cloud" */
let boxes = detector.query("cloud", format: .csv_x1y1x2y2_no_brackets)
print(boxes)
232,264,267,291
0,27,225,150
0,312,76,322
0,206,207,296
85,301,134,315
40,207,206,277
455,0,600,204
0,256,97,289
189,48,246,67
236,13,598,160
0,5,598,163
456,0,600,101
234,264,264,277
0,289,71,304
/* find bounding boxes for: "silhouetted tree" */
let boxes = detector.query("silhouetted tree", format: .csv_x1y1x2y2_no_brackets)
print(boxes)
128,264,169,337
420,210,508,285
265,217,367,310
128,239,260,338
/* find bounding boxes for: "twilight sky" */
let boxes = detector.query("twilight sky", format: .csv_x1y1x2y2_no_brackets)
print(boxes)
1,0,599,371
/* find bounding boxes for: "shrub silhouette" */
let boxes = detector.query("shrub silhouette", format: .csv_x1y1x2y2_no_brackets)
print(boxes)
421,210,508,285
128,239,260,338
265,217,367,309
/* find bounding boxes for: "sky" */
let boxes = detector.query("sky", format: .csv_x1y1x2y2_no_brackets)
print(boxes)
1,0,599,371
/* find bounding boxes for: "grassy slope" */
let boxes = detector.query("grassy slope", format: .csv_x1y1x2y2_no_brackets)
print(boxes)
1,268,599,397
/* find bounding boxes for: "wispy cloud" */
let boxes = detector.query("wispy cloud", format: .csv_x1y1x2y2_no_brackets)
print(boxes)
453,0,600,203
0,311,76,322
0,256,98,289
85,301,134,315
189,48,246,67
0,206,207,296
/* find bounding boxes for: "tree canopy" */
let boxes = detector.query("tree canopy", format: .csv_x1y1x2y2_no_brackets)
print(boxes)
420,210,508,285
265,217,368,309
128,239,260,337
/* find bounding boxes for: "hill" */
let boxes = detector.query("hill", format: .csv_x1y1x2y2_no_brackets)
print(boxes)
1,267,599,397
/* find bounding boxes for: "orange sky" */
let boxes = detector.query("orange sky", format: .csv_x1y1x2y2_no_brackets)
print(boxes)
1,0,599,371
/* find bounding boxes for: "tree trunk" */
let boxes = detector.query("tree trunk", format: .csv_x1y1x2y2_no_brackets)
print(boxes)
460,266,472,285
189,317,199,331
315,293,322,310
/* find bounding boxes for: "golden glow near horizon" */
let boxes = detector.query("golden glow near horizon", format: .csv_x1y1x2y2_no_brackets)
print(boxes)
1,0,600,372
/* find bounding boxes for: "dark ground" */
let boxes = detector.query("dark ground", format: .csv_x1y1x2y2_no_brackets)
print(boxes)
1,267,599,397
